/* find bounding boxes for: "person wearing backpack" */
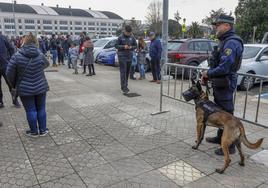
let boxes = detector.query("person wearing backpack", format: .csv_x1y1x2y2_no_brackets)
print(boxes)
6,33,50,137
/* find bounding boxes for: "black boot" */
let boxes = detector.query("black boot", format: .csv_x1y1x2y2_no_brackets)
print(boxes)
91,64,96,75
86,65,92,76
215,144,236,156
206,129,222,144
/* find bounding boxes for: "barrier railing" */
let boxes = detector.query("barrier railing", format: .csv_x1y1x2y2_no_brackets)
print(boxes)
152,63,268,128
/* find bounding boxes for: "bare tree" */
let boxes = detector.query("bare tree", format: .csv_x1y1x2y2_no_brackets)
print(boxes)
174,10,181,23
146,0,162,35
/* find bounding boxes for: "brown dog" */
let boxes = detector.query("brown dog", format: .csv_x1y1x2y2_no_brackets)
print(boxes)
183,79,264,174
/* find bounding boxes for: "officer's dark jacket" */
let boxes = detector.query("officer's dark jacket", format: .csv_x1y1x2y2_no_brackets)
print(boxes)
149,38,162,60
207,29,243,102
0,34,15,70
6,44,49,96
116,33,137,61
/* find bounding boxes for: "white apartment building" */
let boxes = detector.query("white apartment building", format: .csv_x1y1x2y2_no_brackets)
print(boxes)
0,2,124,37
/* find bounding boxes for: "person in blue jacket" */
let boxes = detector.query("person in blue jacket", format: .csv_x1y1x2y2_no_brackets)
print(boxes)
201,14,244,155
116,25,137,94
149,32,162,84
0,33,21,108
6,33,50,137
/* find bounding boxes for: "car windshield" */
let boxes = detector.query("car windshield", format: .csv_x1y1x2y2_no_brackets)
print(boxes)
94,39,110,47
243,46,262,59
167,42,183,51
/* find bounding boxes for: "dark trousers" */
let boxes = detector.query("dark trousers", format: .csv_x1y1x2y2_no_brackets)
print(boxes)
119,59,131,90
151,58,161,81
0,71,18,103
214,97,235,149
57,51,64,64
84,64,95,74
20,93,47,133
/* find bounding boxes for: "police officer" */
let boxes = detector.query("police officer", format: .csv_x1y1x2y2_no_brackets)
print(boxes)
116,25,137,94
201,14,244,155
0,34,21,108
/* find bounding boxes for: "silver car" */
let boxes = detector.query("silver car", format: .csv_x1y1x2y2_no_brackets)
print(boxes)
198,44,268,90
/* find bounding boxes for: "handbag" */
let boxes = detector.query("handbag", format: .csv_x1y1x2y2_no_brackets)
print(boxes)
11,58,33,100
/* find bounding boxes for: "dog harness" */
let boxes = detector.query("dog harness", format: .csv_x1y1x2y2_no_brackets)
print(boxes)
195,100,222,124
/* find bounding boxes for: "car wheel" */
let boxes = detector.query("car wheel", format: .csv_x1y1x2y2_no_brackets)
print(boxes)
184,62,199,79
240,71,255,91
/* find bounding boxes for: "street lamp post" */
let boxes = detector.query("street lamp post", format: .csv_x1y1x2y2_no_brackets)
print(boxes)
12,0,17,36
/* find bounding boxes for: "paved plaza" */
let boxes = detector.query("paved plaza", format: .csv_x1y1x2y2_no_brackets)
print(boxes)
1,64,268,188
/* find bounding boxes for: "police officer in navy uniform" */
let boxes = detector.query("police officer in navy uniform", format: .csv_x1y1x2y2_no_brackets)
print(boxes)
116,25,137,94
201,14,244,155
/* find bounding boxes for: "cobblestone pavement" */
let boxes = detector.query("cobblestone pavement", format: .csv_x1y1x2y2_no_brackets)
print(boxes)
0,64,268,188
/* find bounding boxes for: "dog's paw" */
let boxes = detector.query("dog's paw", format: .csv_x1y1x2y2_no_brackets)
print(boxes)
192,145,198,150
215,168,224,174
239,162,245,167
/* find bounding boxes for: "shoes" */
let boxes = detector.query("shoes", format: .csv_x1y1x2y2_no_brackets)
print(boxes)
0,102,4,108
25,130,39,138
156,80,161,84
130,77,136,80
0,121,3,127
92,72,96,75
13,100,21,108
150,80,156,82
86,73,92,76
206,136,221,144
214,146,236,156
82,71,86,74
122,87,129,94
40,129,49,136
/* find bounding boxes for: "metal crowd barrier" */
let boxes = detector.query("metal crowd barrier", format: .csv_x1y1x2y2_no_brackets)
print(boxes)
152,63,268,128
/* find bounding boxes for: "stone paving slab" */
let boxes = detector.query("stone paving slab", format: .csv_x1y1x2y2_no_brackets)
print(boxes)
0,64,268,188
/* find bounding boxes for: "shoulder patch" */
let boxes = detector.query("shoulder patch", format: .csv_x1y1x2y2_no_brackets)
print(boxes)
225,48,232,56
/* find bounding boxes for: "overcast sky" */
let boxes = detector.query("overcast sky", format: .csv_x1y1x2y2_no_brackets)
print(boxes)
1,0,238,24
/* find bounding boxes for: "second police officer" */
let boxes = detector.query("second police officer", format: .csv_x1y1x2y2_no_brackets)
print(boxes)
201,14,244,155
116,25,137,94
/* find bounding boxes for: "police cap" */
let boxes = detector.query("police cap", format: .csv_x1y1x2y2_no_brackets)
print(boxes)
212,14,234,25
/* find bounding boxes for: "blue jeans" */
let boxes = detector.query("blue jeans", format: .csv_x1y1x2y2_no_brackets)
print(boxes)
139,64,145,78
50,50,57,65
20,93,47,133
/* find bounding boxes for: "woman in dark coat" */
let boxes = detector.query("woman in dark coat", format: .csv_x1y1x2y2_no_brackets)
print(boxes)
83,37,95,76
6,33,50,137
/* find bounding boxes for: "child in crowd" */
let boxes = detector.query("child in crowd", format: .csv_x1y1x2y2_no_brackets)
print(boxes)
68,43,79,74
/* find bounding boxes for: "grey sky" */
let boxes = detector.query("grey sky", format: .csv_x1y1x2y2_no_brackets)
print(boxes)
1,0,238,24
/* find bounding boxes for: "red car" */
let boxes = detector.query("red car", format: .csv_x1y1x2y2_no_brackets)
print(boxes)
167,39,218,78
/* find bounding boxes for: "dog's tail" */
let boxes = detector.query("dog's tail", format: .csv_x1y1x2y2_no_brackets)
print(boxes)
239,122,264,149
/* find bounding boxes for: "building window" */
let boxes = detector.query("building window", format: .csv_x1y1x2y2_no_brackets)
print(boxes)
60,26,68,30
75,27,82,30
112,28,117,31
18,19,21,23
4,25,15,29
84,22,86,25
37,20,40,24
60,21,68,25
75,21,82,25
19,25,22,29
43,26,52,30
70,21,72,24
38,26,41,29
4,18,14,23
43,20,52,24
25,25,35,29
55,27,58,30
101,28,107,31
54,21,57,24
70,27,73,30
100,23,107,26
88,22,95,26
112,23,118,27
88,28,95,31
25,19,35,24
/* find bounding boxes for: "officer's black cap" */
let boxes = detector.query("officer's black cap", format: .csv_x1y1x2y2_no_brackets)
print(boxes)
211,14,234,25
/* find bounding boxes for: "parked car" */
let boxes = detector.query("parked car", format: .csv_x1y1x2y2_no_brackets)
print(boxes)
198,44,268,90
93,37,117,62
167,38,218,78
96,48,119,66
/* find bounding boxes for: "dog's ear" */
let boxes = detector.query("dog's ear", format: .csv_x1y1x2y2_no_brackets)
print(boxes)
196,80,202,91
191,78,196,86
